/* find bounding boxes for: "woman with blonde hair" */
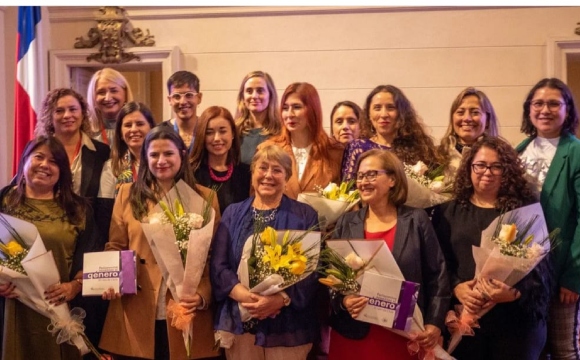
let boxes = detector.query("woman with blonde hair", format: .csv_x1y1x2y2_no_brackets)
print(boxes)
235,71,281,164
438,87,499,185
87,67,134,146
258,82,343,199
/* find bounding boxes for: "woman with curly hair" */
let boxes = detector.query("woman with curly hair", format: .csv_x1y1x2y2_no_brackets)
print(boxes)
341,85,442,182
235,71,281,165
257,82,343,199
34,88,110,201
515,78,580,359
438,87,500,186
432,137,552,360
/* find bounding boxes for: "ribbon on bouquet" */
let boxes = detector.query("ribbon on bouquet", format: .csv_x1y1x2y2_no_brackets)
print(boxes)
407,332,438,360
46,307,97,356
167,298,194,331
444,305,480,353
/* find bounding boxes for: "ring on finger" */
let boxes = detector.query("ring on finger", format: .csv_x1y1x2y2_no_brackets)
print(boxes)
59,295,66,302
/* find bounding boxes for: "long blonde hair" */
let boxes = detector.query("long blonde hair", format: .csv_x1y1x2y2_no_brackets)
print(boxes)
235,71,281,137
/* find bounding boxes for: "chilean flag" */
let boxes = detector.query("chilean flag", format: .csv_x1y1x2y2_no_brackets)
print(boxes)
13,7,49,175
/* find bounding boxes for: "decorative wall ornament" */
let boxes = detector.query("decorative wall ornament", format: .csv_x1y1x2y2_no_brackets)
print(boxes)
74,6,155,64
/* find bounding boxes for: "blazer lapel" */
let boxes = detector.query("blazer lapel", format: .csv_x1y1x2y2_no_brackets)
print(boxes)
391,207,411,263
299,154,317,191
542,134,571,197
80,146,95,197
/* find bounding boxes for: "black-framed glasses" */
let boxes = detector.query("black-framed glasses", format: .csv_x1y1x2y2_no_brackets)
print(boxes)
170,91,198,102
356,170,388,182
471,163,504,175
530,100,565,111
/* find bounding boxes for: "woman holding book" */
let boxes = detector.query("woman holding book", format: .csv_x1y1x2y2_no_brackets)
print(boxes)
0,136,101,360
99,127,220,359
257,82,343,199
210,144,320,359
190,106,251,213
432,137,551,359
328,149,450,360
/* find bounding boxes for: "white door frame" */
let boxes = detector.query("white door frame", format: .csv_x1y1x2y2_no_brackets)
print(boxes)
49,46,183,120
547,36,580,81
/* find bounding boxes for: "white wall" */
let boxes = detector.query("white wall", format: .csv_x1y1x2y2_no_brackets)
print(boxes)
3,6,580,184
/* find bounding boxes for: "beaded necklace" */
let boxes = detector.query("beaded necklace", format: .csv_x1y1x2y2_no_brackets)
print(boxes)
208,163,234,182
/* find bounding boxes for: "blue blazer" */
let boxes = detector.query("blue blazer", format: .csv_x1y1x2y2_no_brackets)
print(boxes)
329,205,450,339
516,132,580,293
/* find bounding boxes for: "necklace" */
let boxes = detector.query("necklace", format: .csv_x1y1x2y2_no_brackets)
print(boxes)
209,163,234,182
252,206,278,223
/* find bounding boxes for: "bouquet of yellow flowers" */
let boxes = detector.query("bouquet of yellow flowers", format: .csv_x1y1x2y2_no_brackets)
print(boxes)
141,180,216,357
236,224,321,321
297,180,360,229
0,213,101,358
403,161,453,208
445,203,559,354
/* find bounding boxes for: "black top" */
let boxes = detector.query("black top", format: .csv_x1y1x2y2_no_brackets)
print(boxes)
431,200,553,325
194,162,251,213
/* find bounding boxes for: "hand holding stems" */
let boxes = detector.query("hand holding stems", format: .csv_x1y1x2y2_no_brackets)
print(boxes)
0,282,18,299
45,272,83,305
413,324,442,351
454,279,493,313
559,287,580,305
476,278,521,304
180,293,205,314
241,294,284,320
343,294,368,319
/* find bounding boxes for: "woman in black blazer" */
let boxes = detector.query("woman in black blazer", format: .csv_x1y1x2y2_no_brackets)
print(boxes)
328,149,450,360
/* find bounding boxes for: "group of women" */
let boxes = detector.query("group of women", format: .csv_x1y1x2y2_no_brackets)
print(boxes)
0,65,577,360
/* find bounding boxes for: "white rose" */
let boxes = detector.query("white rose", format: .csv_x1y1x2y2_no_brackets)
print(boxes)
148,213,163,224
429,180,445,193
526,243,544,259
344,252,365,270
188,213,204,229
498,224,517,243
411,161,429,176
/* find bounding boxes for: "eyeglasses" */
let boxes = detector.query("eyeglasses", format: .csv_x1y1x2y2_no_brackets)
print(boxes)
530,100,565,111
356,170,388,182
170,91,198,102
471,163,504,175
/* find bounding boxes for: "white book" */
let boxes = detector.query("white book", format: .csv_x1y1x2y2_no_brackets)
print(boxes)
82,250,137,296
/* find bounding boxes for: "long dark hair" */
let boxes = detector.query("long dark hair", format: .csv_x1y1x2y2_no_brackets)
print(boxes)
520,78,579,137
110,102,156,177
190,106,241,171
129,127,199,220
363,85,442,166
6,136,87,225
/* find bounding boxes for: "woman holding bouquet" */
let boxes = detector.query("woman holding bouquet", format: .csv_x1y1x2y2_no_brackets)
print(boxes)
341,85,442,182
211,144,320,359
235,71,281,165
257,82,344,199
432,137,551,359
328,149,450,359
437,87,499,187
190,106,251,213
515,78,580,360
99,127,220,359
0,136,101,360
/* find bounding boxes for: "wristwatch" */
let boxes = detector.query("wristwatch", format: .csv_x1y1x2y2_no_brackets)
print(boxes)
279,291,291,306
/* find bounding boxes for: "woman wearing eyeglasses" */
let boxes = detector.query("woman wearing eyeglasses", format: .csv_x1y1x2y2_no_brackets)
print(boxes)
432,137,551,359
328,149,450,360
515,78,580,360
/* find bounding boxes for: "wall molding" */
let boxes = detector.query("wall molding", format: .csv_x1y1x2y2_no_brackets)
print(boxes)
547,36,580,80
47,6,520,23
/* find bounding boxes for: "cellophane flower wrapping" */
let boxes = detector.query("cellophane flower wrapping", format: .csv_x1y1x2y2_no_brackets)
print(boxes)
403,162,453,209
445,202,557,354
0,213,97,357
141,180,216,357
297,180,360,229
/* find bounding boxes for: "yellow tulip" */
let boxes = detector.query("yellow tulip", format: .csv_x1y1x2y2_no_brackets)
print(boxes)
260,226,277,246
319,275,343,287
0,240,25,257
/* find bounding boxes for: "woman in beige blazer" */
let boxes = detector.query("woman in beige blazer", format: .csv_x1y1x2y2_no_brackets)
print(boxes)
99,127,220,359
257,82,344,200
